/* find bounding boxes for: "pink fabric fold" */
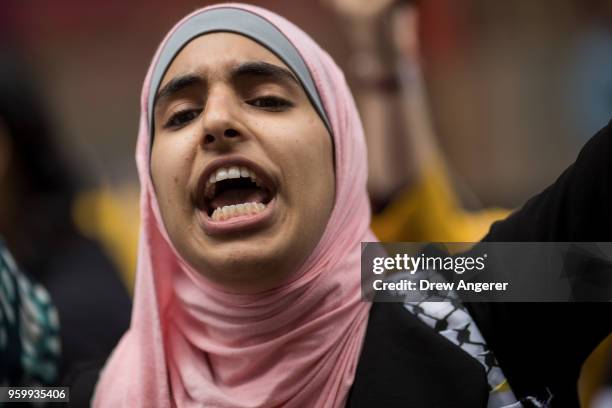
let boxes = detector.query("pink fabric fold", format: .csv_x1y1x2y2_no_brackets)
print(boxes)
93,3,375,407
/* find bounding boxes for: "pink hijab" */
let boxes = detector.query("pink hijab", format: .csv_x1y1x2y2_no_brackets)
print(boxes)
93,3,375,407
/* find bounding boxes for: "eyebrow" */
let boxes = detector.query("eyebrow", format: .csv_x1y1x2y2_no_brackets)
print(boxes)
230,61,298,87
154,61,299,109
154,74,203,108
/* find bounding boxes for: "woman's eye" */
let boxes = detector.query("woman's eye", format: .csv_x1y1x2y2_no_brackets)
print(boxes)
165,109,202,129
246,96,293,111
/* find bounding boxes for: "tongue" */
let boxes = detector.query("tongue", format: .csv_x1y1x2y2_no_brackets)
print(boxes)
210,187,268,209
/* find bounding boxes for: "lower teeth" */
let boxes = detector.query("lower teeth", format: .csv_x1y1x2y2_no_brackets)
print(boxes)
211,202,266,221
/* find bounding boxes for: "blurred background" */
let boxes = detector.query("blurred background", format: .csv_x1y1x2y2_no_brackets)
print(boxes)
0,0,611,404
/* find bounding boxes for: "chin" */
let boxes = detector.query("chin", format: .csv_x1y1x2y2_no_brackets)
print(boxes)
185,232,295,291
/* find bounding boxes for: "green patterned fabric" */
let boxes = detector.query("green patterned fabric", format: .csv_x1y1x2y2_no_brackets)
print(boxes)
0,241,60,386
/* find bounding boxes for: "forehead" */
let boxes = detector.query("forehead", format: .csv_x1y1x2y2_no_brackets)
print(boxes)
160,32,289,85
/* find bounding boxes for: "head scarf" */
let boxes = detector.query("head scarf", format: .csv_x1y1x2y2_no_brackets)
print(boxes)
93,3,375,407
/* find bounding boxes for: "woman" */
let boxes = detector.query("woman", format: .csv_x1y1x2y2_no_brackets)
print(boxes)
95,3,374,407
94,4,611,407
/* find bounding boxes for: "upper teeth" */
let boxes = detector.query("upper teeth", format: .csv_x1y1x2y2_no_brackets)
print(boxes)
205,166,260,198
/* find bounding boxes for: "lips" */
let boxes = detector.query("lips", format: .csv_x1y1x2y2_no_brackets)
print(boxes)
195,156,278,225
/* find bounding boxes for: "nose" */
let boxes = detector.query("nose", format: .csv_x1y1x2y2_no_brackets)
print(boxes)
200,85,244,150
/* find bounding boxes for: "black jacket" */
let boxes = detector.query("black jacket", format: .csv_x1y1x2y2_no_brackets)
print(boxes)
348,121,612,407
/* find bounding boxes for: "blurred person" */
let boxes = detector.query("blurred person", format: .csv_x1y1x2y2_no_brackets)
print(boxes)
0,239,60,386
89,4,611,407
328,1,612,406
0,48,131,381
325,0,509,242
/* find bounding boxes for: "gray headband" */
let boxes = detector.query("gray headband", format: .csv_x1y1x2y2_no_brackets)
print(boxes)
148,7,332,138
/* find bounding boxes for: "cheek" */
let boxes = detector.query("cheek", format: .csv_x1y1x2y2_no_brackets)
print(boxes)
275,118,334,209
151,136,197,215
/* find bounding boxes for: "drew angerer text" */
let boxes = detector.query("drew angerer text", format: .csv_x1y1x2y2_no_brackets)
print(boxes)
372,279,509,293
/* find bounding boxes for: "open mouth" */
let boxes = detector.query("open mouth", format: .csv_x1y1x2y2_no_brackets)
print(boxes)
198,161,276,222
